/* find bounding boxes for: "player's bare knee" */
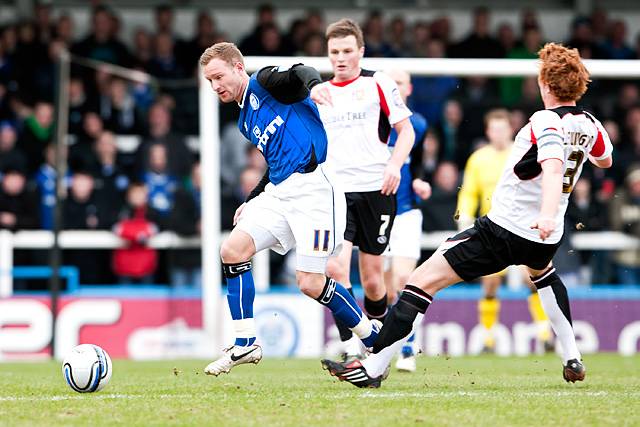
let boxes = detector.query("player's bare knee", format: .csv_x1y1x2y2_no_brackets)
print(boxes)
296,272,325,299
220,239,250,264
325,259,347,283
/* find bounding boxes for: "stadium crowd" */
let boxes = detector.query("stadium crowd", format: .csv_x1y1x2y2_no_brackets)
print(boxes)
0,3,639,288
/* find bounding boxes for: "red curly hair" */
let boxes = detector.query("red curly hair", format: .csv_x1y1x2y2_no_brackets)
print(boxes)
538,42,590,102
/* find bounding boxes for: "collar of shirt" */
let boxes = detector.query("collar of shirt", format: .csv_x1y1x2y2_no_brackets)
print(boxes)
237,80,249,109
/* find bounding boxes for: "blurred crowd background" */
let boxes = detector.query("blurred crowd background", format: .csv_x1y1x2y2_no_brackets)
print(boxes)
1,2,639,289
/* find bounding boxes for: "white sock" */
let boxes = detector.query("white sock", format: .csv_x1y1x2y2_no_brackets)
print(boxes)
537,287,581,363
362,313,424,377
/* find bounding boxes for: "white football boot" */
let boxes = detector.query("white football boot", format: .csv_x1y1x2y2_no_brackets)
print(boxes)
395,353,417,372
204,344,263,376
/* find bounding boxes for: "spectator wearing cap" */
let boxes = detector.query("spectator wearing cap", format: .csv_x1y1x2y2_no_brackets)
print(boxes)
609,166,640,285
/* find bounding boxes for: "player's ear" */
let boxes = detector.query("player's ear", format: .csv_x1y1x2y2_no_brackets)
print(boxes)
359,46,365,59
234,61,245,74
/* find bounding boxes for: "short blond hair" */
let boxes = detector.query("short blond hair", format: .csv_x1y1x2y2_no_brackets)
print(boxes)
199,42,244,68
484,109,511,127
326,18,364,48
538,42,590,102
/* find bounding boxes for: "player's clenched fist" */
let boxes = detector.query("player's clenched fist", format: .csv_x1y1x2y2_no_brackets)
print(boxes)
310,85,333,106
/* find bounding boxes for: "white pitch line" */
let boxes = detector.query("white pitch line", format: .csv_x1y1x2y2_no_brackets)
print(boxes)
0,393,197,402
356,390,640,399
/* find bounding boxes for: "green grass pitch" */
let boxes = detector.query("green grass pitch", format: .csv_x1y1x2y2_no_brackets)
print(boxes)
1,354,638,426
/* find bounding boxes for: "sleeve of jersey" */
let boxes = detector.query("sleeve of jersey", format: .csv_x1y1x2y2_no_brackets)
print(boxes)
530,110,565,163
373,71,412,125
257,65,315,104
589,118,614,160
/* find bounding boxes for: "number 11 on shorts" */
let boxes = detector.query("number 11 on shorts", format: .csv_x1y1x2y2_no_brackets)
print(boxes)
314,229,330,252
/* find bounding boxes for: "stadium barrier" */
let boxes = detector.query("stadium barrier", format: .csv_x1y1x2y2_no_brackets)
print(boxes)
0,229,637,298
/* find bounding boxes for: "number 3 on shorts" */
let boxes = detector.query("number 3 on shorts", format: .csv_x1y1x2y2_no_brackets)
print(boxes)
379,215,390,236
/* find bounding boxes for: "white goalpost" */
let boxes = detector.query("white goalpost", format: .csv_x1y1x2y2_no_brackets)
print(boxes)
198,56,640,349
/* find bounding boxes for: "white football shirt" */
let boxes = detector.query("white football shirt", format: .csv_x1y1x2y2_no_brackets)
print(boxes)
488,107,612,244
317,69,412,192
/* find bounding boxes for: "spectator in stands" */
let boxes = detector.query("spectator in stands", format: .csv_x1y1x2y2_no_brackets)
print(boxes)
566,178,612,284
112,181,162,284
410,39,459,127
600,20,634,60
142,143,177,217
589,8,609,45
362,10,395,57
0,121,26,173
148,32,187,79
55,14,75,46
609,165,640,285
167,161,202,290
18,101,54,176
71,6,132,67
565,16,604,59
410,20,430,57
132,27,153,70
388,15,410,57
0,166,38,231
34,2,54,45
254,23,291,56
63,170,114,284
68,78,92,137
519,9,540,33
449,7,504,58
136,102,193,180
450,76,501,156
420,130,439,183
497,22,516,54
13,21,47,104
181,11,220,76
239,3,277,55
284,18,308,55
70,112,104,171
34,143,69,230
500,26,543,106
611,83,639,129
430,16,451,47
433,99,470,169
420,161,459,232
101,77,144,134
90,131,128,213
302,32,325,57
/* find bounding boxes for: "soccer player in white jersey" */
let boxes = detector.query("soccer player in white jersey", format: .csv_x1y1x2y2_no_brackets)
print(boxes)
310,19,415,359
322,42,613,387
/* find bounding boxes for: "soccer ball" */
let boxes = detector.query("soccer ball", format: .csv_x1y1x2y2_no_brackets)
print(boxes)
62,344,112,393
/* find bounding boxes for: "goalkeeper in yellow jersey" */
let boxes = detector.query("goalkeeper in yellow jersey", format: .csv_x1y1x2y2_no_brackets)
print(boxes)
457,109,553,353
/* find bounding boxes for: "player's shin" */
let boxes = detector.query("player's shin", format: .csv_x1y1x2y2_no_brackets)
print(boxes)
223,261,257,346
531,267,581,362
361,285,431,377
332,286,356,342
317,278,379,347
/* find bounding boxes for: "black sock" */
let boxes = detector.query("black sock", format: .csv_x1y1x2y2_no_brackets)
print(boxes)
364,294,388,321
373,285,432,353
332,286,355,341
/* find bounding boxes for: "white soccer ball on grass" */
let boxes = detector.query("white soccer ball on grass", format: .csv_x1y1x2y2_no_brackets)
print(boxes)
62,344,112,393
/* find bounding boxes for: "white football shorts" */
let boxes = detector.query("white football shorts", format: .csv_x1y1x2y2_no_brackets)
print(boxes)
236,165,346,274
386,208,423,260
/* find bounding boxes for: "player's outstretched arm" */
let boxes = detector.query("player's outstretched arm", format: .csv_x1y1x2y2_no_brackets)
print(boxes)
530,158,563,241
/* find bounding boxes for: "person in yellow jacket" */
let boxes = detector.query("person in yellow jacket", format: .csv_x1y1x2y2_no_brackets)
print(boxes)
457,109,553,353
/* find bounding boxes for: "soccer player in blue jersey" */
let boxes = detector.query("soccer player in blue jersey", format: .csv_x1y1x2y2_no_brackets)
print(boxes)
382,69,432,372
199,42,381,376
